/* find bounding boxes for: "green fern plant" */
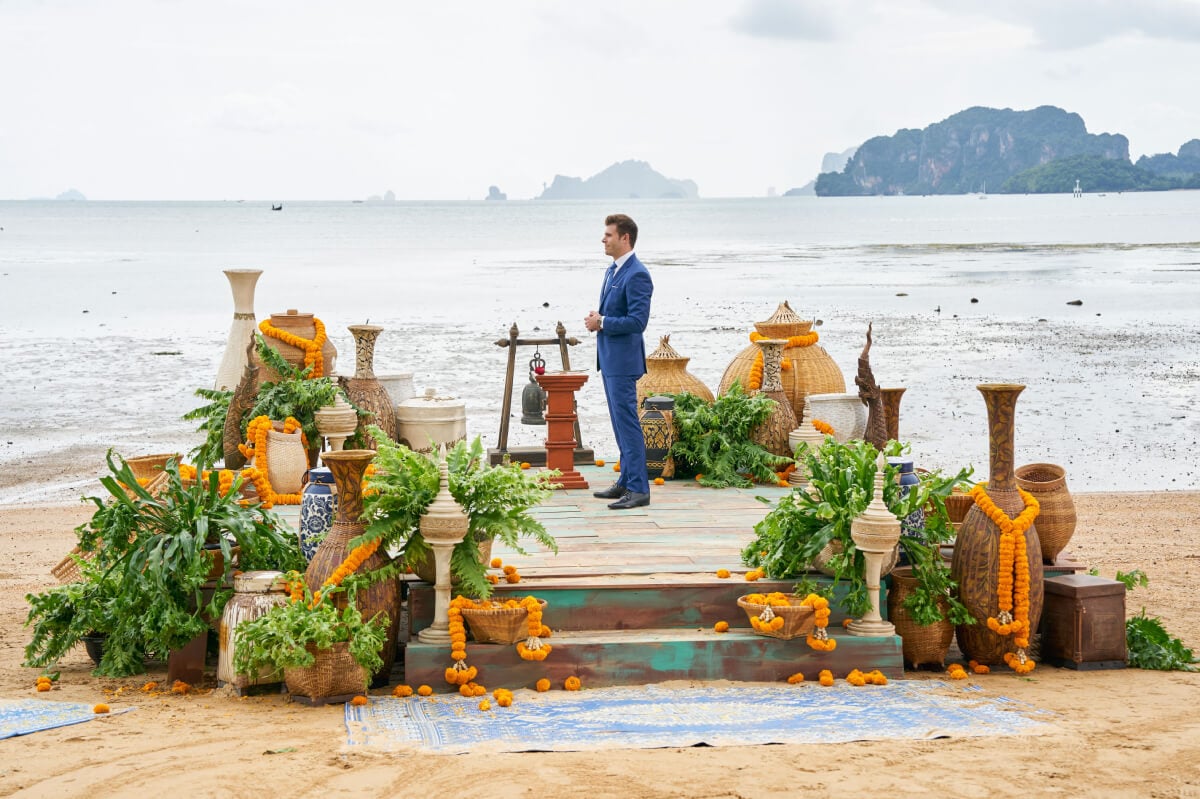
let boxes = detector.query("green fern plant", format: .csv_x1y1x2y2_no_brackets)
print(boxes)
668,382,792,488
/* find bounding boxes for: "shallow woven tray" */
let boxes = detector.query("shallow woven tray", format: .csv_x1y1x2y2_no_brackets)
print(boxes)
461,599,548,644
737,595,816,641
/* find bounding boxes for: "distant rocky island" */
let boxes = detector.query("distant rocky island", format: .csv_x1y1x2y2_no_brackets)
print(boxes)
538,160,698,200
814,106,1200,196
485,186,507,201
52,189,87,201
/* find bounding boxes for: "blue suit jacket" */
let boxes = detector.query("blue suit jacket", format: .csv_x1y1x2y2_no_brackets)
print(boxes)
596,253,653,376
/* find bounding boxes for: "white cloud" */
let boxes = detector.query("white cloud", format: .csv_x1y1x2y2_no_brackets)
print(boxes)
730,0,838,40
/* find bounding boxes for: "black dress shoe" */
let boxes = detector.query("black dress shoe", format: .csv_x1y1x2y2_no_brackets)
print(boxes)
593,483,625,499
608,490,650,510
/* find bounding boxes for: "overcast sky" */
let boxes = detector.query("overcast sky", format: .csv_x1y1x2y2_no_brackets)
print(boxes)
2,0,1199,201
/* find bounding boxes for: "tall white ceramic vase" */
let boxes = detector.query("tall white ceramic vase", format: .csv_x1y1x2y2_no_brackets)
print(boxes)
214,269,263,391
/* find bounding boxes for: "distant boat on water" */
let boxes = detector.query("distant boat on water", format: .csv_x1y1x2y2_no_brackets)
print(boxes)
271,204,283,211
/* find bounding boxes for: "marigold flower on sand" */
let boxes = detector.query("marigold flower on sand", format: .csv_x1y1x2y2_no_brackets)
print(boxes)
418,685,433,696
564,676,582,691
36,683,51,692
787,672,805,684
714,621,730,633
171,680,190,694
536,678,551,692
818,670,834,687
393,685,414,698
350,695,369,706
141,681,158,692
93,704,110,714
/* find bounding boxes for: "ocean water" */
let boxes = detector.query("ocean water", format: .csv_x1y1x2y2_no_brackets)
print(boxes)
1,193,1198,501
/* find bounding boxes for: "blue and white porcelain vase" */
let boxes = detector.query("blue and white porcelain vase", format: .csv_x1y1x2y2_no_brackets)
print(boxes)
888,456,925,555
298,467,336,562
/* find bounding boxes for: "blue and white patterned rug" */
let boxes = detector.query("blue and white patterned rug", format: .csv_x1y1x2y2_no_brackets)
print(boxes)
345,681,1051,754
0,698,133,740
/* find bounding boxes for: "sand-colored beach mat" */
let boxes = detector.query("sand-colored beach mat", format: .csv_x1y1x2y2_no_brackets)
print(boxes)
344,681,1051,754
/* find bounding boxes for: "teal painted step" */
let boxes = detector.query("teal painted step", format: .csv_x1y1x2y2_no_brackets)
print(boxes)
407,577,888,638
403,628,903,690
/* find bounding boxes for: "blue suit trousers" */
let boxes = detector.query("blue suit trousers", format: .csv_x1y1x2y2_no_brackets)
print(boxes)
603,372,648,494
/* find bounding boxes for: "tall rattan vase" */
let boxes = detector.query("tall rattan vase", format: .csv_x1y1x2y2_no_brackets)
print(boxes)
1016,463,1077,564
749,338,797,457
340,324,398,448
305,449,399,686
951,384,1044,666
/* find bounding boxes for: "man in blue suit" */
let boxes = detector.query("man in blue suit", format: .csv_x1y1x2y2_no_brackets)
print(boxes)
585,214,654,510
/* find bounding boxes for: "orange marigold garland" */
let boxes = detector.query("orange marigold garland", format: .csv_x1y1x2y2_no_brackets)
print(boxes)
802,593,837,652
970,483,1040,674
259,316,328,378
515,595,551,661
745,331,820,389
237,415,309,508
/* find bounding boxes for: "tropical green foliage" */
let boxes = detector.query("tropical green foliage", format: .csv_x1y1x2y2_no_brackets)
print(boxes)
182,387,232,466
23,559,123,671
1126,611,1198,672
233,576,390,679
742,437,974,625
1002,154,1179,193
668,383,792,488
245,335,349,448
362,427,558,599
24,452,305,676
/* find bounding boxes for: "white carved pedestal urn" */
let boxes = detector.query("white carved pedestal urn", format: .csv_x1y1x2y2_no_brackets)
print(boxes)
314,392,358,453
846,451,903,637
787,397,827,488
416,445,469,645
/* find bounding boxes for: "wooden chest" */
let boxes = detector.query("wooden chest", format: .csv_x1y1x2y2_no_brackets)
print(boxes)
1040,575,1127,670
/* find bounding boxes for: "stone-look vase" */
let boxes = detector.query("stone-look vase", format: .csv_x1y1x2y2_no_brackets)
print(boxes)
305,450,399,687
217,570,288,690
639,396,676,480
636,335,714,410
214,269,262,392
252,309,339,386
749,338,798,457
951,384,1044,666
881,387,906,443
1016,463,1077,564
314,392,359,453
805,393,868,443
339,325,398,448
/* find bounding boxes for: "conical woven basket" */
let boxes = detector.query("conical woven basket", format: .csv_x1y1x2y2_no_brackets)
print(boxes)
719,302,846,419
636,334,714,409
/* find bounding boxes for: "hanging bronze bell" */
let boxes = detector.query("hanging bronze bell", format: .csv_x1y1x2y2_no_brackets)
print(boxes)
520,352,548,425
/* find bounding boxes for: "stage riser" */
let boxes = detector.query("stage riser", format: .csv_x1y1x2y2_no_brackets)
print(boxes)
403,630,903,690
407,579,887,637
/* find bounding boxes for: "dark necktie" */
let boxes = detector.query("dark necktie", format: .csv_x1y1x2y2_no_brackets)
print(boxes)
601,262,617,297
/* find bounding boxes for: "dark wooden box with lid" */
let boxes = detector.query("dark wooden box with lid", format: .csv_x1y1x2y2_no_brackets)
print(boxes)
1040,574,1127,670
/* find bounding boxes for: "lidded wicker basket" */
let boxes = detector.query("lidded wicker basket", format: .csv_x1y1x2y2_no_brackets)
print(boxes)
636,334,714,410
737,595,816,640
719,302,846,419
460,598,548,644
251,309,339,385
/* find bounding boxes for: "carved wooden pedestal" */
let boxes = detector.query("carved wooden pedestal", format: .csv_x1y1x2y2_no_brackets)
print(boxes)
535,371,590,489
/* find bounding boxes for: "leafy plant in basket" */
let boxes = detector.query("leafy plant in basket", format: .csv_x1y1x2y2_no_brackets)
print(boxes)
233,574,390,681
25,451,306,676
244,336,368,453
668,382,792,488
361,426,559,599
742,437,975,626
183,387,233,466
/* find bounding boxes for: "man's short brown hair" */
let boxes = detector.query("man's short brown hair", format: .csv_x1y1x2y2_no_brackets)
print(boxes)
605,214,638,249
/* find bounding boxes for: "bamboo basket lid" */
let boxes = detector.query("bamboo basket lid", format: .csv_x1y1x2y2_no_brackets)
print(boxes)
753,301,812,339
636,334,715,409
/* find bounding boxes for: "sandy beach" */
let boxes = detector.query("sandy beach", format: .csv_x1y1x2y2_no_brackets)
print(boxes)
1,481,1198,798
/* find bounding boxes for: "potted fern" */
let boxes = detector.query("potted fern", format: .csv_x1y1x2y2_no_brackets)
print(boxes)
668,383,792,488
361,426,558,599
742,438,975,639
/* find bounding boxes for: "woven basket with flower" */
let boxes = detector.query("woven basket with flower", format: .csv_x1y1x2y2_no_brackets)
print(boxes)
459,598,548,644
737,593,815,640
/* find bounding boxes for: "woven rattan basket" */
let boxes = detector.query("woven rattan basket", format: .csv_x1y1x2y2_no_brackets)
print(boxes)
1015,462,1077,563
719,302,846,419
124,453,179,481
944,492,975,525
887,566,953,668
737,595,816,640
813,539,899,578
636,334,714,410
284,642,367,700
461,598,548,644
